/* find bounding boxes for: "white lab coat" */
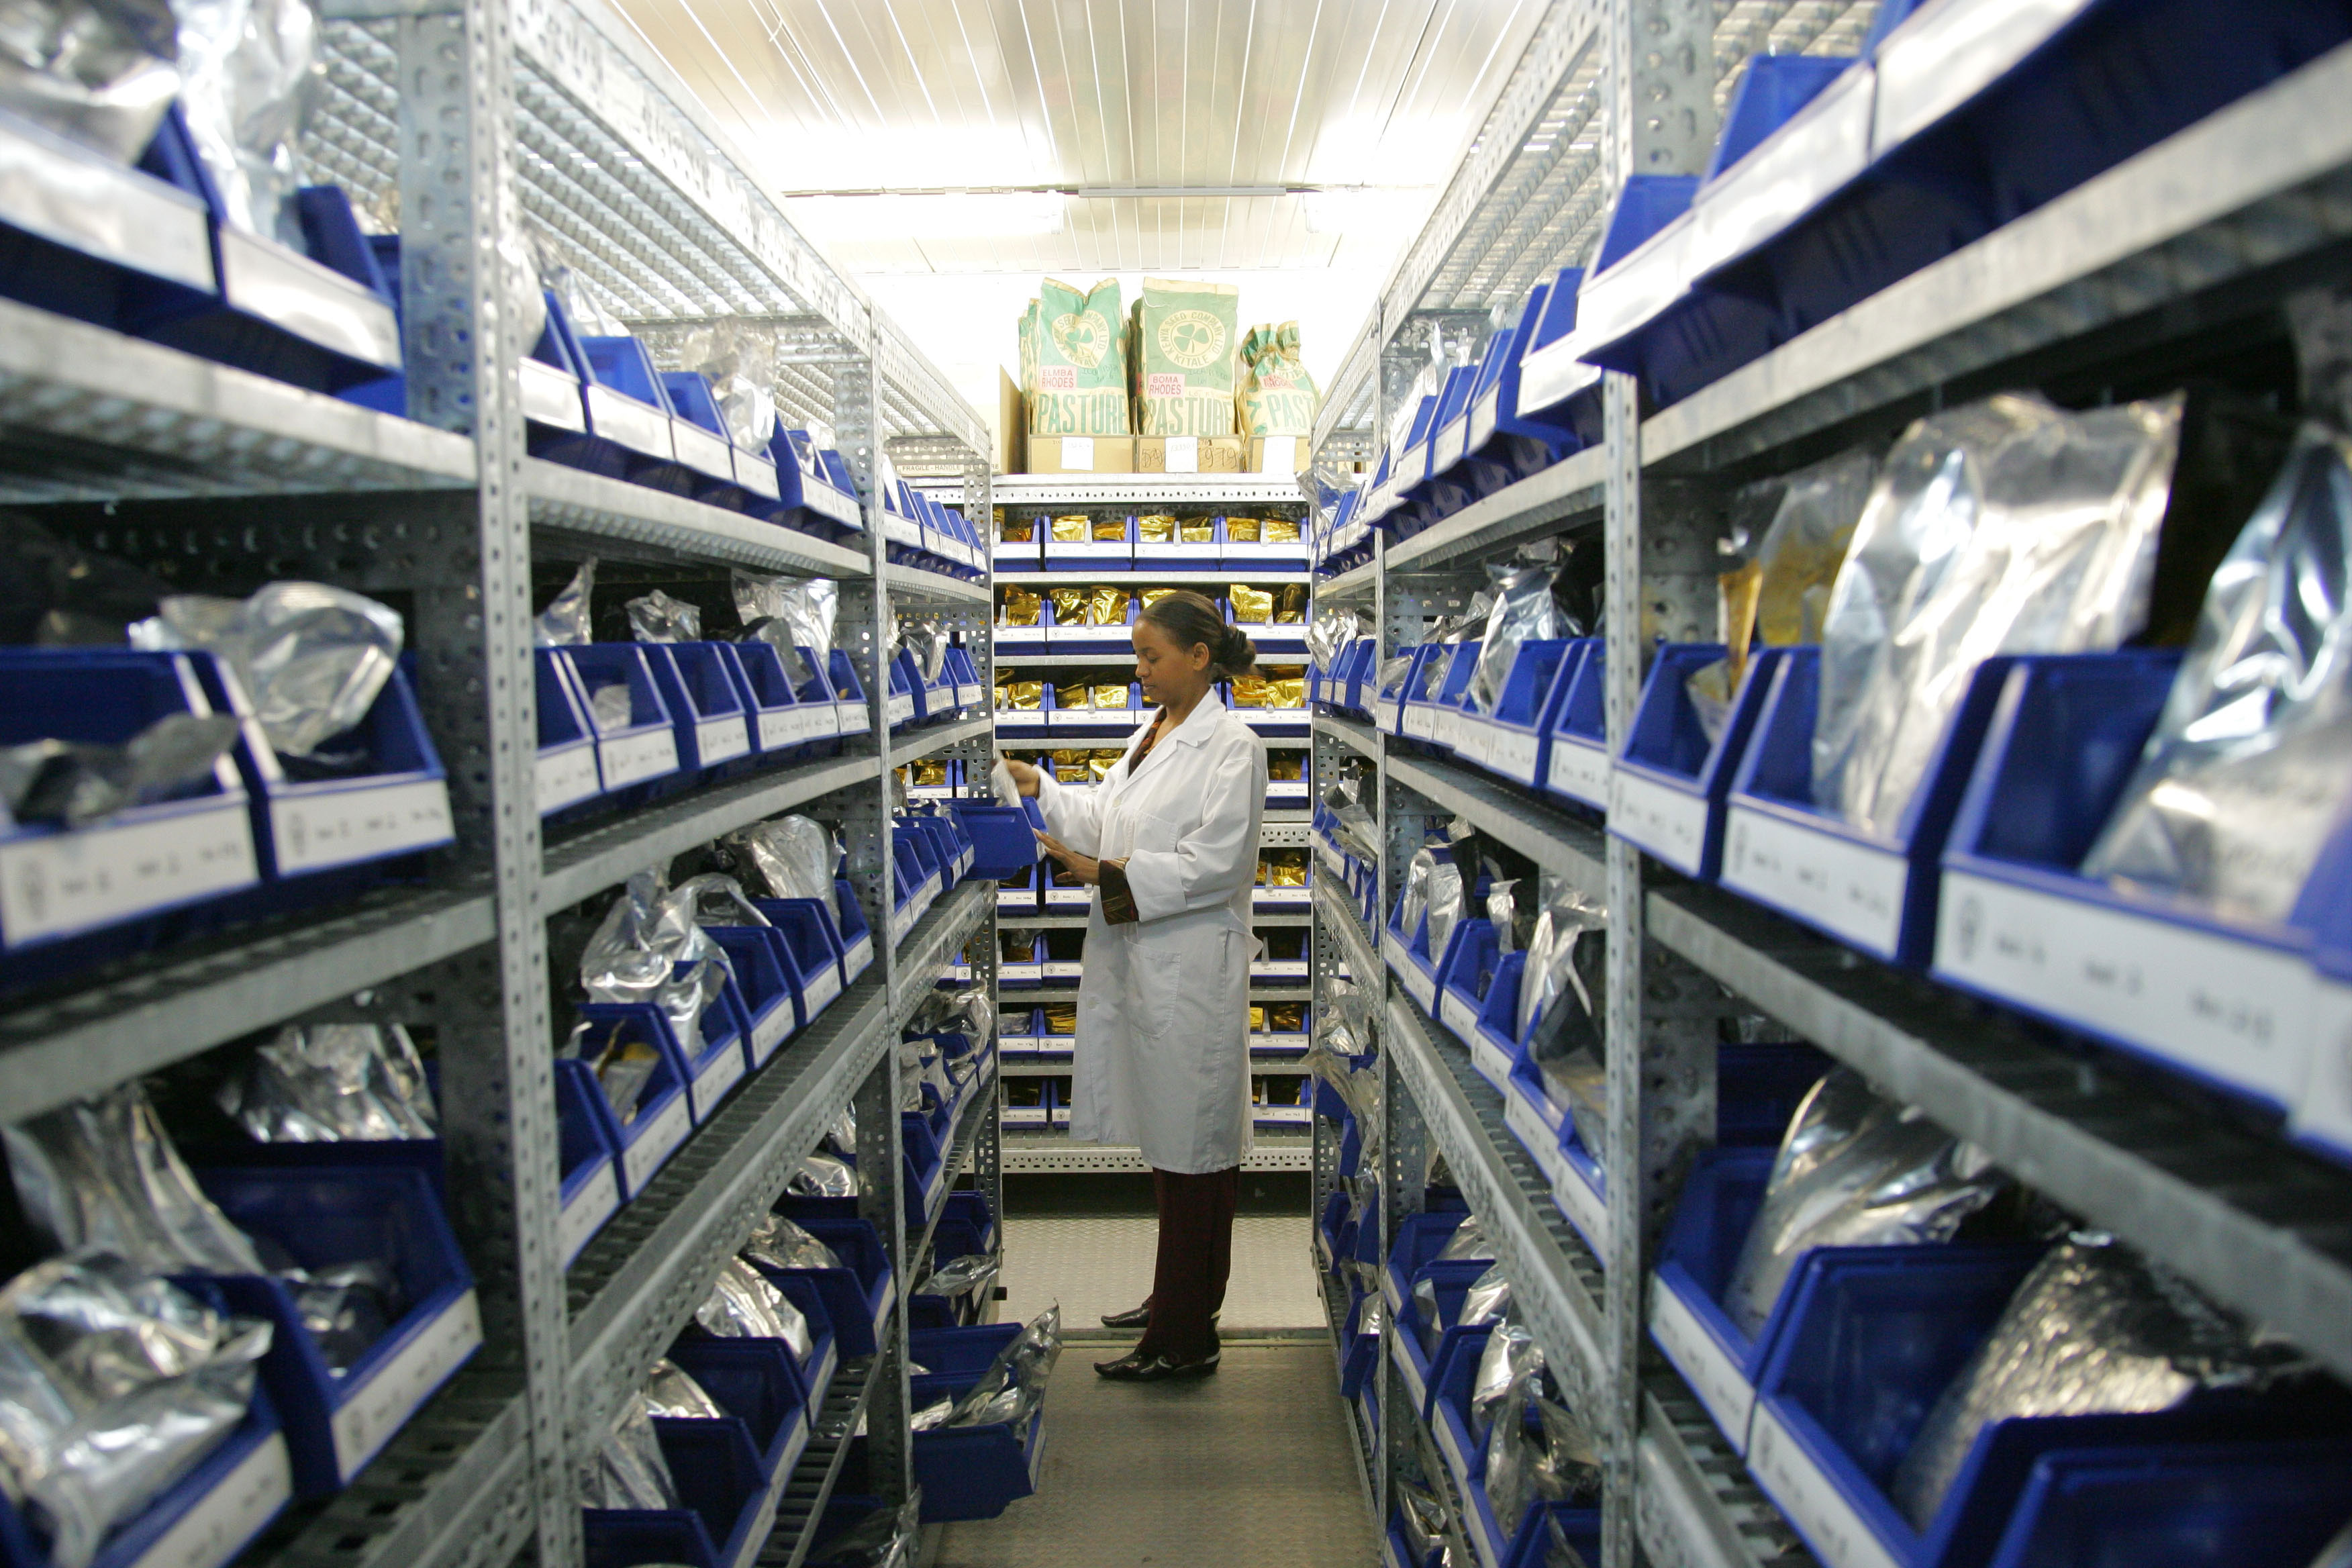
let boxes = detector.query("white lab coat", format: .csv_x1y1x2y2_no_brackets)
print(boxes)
1032,697,1267,1173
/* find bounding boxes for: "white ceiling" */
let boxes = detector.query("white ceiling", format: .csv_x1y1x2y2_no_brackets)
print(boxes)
611,0,1546,276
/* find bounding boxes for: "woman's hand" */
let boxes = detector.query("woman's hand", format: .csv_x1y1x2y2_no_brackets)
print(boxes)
999,755,1042,798
1036,832,1103,885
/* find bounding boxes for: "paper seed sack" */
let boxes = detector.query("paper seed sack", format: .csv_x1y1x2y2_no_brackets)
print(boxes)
1131,277,1238,436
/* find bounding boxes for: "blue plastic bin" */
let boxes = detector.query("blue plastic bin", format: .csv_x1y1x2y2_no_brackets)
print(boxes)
566,646,683,793
1934,652,2314,1115
1724,648,2026,966
0,650,259,979
905,1325,1046,1522
1538,641,1610,810
0,1292,291,1568
581,1419,767,1568
757,1210,894,1357
554,1058,623,1264
537,649,604,816
665,1336,812,1485
726,642,823,761
1610,644,1789,879
192,655,454,881
645,644,753,777
195,1166,481,1493
569,1005,695,1200
1477,640,1577,788
702,926,801,1065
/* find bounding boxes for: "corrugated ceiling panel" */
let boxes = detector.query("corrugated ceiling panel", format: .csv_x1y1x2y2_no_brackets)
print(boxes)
610,0,1540,273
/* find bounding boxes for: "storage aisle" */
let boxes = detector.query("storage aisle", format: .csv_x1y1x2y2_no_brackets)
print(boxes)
940,1181,1368,1568
934,1341,1376,1568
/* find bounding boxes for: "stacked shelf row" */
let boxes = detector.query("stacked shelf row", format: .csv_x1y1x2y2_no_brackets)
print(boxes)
1302,6,2352,1568
0,0,1007,1559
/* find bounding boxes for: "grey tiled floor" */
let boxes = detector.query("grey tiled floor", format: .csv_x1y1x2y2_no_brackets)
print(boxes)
931,1342,1376,1568
995,1213,1325,1332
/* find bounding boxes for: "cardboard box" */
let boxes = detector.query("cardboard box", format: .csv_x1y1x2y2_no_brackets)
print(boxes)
1135,435,1243,474
1028,436,1134,474
1250,436,1306,475
997,369,1026,476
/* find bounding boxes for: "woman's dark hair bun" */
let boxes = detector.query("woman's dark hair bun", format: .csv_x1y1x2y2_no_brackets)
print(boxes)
1136,587,1255,676
1217,625,1257,677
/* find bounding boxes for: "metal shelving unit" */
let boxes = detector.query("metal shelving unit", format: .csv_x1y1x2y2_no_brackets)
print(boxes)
1302,5,2352,1567
0,0,1002,1557
979,473,1321,1172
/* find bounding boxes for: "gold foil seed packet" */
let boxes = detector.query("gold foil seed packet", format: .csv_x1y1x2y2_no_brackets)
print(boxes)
1003,587,1042,626
1091,516,1127,542
1055,681,1089,710
1265,516,1301,544
1141,587,1178,607
1272,678,1305,706
1180,516,1216,543
1269,1003,1305,1031
1089,586,1127,625
1044,1005,1077,1035
1093,684,1130,709
1230,585,1273,622
1005,681,1043,709
1050,515,1087,542
1267,754,1303,781
1225,516,1261,542
1250,1006,1266,1031
1138,514,1177,543
1230,675,1272,707
1087,750,1120,782
1048,586,1086,623
1274,584,1307,622
911,758,946,786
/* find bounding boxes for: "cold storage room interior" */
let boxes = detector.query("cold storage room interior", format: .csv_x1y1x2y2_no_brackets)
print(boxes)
7,0,2352,1567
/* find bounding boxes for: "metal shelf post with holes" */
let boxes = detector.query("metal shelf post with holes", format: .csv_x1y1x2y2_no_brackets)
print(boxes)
0,0,998,1559
940,468,1322,1168
1304,3,2352,1568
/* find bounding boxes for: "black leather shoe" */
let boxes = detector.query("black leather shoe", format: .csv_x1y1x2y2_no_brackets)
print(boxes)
1099,1302,1152,1330
1093,1349,1220,1381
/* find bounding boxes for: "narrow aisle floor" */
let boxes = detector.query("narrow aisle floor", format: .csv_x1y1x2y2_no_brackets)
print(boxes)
995,1212,1325,1330
934,1174,1373,1566
932,1341,1376,1568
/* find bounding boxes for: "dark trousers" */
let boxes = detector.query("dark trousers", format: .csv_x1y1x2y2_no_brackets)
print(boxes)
1134,1165,1240,1362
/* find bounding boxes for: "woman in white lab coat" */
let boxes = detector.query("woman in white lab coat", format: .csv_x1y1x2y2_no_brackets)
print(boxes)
999,589,1267,1381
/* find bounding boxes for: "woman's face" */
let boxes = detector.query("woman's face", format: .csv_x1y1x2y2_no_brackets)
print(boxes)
1132,618,1212,707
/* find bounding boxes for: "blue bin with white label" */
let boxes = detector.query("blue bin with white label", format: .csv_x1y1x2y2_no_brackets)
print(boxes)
191,654,454,883
0,1283,292,1568
1934,651,2316,1118
702,926,801,1067
537,649,604,817
193,1165,481,1497
726,641,824,763
1539,640,1610,812
1724,648,2028,967
1477,639,1579,789
645,644,754,782
567,646,684,797
568,1003,694,1202
0,648,259,989
554,1058,622,1264
1611,644,1790,881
